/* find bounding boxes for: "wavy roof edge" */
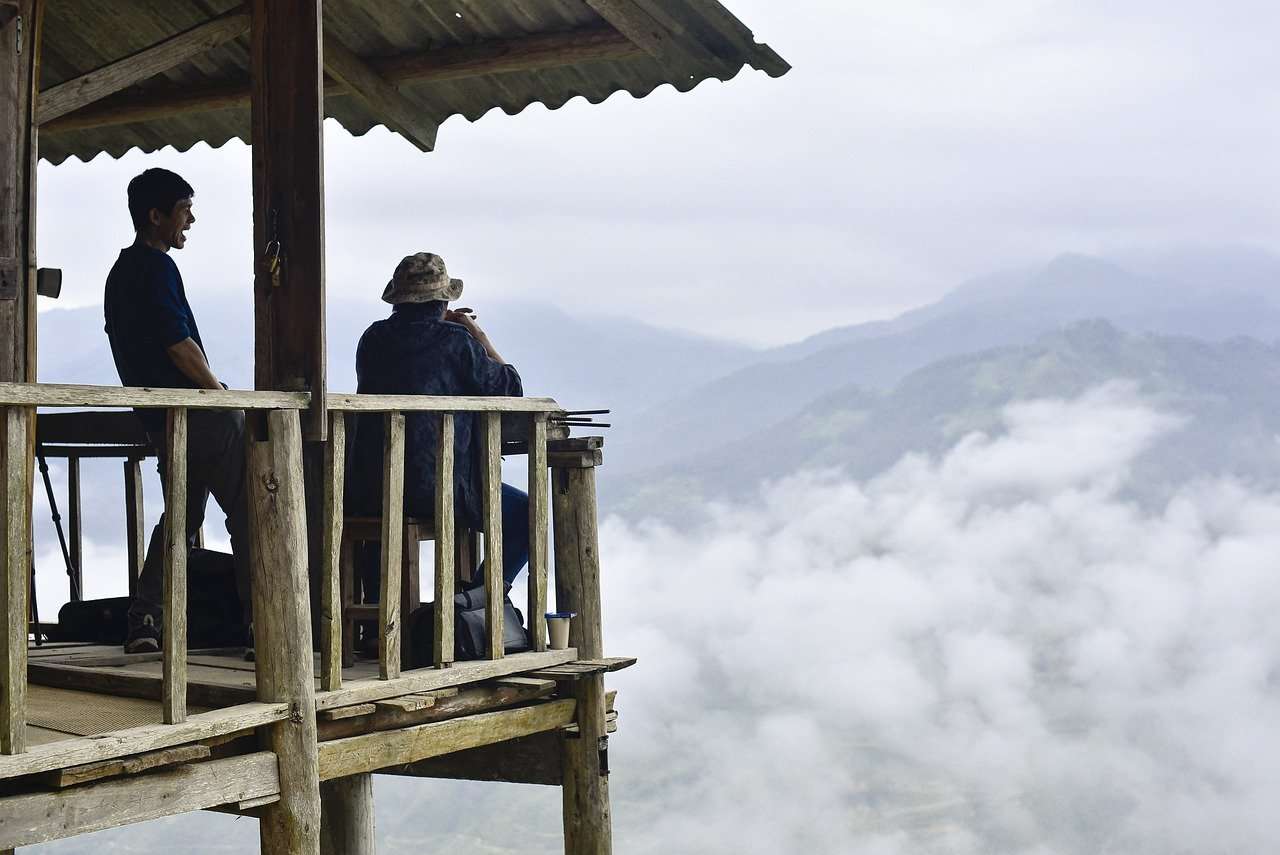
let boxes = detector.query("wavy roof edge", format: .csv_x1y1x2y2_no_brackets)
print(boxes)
36,0,789,166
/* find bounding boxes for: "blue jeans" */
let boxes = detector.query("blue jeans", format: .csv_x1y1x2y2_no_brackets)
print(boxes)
356,483,530,599
479,484,530,590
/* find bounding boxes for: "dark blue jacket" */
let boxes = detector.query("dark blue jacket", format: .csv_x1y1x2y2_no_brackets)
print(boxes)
346,305,523,527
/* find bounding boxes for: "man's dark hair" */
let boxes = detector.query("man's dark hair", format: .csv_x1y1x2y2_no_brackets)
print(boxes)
394,300,448,317
127,168,194,231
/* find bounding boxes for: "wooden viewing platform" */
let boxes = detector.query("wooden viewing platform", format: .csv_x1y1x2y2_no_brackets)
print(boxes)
0,0,786,852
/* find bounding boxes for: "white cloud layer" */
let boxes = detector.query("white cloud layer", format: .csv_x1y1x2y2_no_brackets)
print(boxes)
603,381,1280,854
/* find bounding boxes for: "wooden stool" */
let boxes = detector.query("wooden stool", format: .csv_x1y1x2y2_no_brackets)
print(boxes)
338,516,478,667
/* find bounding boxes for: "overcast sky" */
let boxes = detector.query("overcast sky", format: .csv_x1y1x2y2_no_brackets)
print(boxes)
36,0,1280,346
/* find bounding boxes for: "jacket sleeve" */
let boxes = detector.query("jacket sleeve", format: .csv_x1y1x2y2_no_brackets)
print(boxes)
461,335,523,398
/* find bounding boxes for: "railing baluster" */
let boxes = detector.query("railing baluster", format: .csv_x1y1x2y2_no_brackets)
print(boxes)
1,406,29,754
527,413,549,652
67,455,82,601
162,407,188,725
320,411,346,691
433,413,455,669
123,457,145,601
481,411,504,659
379,411,405,680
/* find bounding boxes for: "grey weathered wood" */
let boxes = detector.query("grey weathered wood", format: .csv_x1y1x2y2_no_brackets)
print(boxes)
551,463,605,659
383,729,563,786
37,9,251,124
314,648,577,711
0,382,309,409
323,32,437,151
66,455,81,598
320,411,345,691
0,752,279,850
328,394,559,413
162,408,188,725
245,408,321,854
480,412,504,659
0,0,39,386
124,458,145,599
317,678,555,741
1,406,28,753
563,674,613,855
434,413,455,668
319,773,375,855
251,0,327,440
39,743,211,789
379,411,405,679
0,702,289,780
44,27,641,134
318,699,576,780
528,413,549,651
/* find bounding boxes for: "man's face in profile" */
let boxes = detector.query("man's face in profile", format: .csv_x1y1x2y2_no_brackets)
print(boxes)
151,196,195,250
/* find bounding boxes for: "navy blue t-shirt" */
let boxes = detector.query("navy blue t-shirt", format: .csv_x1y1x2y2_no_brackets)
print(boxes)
103,244,204,430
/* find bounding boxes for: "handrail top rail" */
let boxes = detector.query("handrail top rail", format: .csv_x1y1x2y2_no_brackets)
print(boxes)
0,382,310,410
327,393,561,413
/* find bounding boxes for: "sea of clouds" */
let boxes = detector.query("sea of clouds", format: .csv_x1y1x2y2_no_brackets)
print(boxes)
34,381,1280,853
601,381,1280,854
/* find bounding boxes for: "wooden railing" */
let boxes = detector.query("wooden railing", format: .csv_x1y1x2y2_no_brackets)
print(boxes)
321,394,559,690
0,382,310,754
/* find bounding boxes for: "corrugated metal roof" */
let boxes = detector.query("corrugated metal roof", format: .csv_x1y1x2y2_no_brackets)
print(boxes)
36,0,788,164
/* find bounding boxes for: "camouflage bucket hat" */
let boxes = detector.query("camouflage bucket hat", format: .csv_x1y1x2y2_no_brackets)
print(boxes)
382,252,464,304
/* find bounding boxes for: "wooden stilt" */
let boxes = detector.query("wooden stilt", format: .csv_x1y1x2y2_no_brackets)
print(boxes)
247,409,321,855
161,407,188,726
319,774,375,855
1,406,29,755
550,449,612,855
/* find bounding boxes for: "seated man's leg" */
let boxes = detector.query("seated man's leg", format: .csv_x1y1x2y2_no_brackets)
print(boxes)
471,484,531,592
498,483,530,588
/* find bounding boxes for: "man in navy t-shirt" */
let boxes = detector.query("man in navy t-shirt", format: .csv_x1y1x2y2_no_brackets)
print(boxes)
104,168,251,655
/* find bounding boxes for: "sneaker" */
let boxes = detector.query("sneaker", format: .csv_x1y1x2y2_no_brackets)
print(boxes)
124,614,160,654
243,622,255,662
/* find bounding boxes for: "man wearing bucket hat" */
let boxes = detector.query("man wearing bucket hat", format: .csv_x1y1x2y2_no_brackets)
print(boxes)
346,253,530,597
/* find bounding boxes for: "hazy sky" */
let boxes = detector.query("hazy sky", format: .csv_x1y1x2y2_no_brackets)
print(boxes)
35,0,1280,345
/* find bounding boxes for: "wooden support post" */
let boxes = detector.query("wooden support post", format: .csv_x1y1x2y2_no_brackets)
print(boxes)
528,414,549,651
550,445,611,855
320,411,345,691
66,454,81,600
247,408,321,855
481,412,503,659
319,774,375,855
0,0,40,386
379,411,404,680
1,406,29,754
162,407,188,725
251,0,326,439
433,413,455,669
123,457,144,600
551,462,604,657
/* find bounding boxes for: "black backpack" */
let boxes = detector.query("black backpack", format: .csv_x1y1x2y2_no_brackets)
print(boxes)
408,585,530,667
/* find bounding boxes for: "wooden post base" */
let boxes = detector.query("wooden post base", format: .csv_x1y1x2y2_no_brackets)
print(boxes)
561,674,611,855
320,774,375,855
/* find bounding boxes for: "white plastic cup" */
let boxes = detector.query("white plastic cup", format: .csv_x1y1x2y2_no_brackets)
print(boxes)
545,612,575,650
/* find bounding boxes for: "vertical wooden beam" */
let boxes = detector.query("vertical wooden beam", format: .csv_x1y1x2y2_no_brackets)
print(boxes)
0,0,41,386
1,406,29,754
320,411,345,691
319,773,375,855
162,407,188,725
66,454,81,600
480,412,503,660
551,448,612,855
378,411,404,680
251,0,326,439
551,464,604,658
123,457,144,600
247,408,321,855
527,414,549,652
433,413,455,669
